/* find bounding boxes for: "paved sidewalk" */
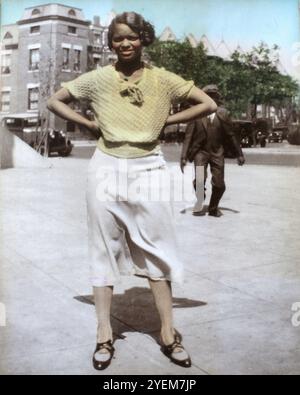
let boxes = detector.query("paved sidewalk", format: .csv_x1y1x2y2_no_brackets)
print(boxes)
0,148,300,375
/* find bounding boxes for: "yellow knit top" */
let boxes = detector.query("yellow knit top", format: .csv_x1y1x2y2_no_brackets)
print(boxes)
61,64,194,158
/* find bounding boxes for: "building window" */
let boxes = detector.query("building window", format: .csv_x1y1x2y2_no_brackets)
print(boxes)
103,29,108,47
74,49,81,71
93,57,101,68
29,48,40,70
32,8,41,16
30,26,40,34
28,87,39,110
68,9,76,17
68,26,77,35
4,32,13,39
62,48,70,70
1,54,11,74
1,91,10,112
94,33,101,45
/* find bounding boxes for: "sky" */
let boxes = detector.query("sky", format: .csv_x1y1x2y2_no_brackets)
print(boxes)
1,0,300,78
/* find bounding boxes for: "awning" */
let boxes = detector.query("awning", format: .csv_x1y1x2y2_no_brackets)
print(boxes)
23,127,42,133
0,112,39,120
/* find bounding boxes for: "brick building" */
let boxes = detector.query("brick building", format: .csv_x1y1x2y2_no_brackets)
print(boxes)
0,3,115,140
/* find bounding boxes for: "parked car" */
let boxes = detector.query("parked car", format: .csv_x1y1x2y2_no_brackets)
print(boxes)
253,118,270,147
272,124,288,140
232,120,254,148
161,123,186,143
256,131,267,147
22,126,73,156
2,114,73,156
41,129,73,157
268,130,283,143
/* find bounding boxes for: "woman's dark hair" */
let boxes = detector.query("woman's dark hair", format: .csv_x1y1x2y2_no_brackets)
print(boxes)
107,12,155,50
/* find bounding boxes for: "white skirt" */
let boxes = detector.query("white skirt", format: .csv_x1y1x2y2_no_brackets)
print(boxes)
86,148,183,287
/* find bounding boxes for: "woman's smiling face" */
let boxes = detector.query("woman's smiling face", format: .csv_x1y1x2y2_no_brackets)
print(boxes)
112,23,143,63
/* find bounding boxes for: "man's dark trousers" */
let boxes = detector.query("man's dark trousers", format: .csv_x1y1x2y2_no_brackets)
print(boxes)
194,147,226,213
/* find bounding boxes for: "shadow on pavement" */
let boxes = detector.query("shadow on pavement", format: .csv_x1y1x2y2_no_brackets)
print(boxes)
219,207,240,214
180,204,240,214
74,287,206,343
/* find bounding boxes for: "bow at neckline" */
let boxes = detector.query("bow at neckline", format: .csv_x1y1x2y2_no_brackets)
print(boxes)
119,82,144,106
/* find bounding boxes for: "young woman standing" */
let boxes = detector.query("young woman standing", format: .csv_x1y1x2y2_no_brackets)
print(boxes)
47,12,217,370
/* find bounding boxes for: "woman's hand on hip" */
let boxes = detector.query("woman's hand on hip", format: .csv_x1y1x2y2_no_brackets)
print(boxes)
87,121,102,138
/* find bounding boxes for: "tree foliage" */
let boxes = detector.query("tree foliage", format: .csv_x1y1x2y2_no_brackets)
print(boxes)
145,40,299,118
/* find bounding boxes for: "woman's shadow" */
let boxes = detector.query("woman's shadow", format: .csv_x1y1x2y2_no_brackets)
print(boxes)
180,204,240,214
74,287,206,343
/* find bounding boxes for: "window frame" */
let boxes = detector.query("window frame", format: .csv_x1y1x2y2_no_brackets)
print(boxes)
62,47,70,71
73,49,81,72
67,26,77,35
1,53,12,74
30,25,40,35
32,8,41,16
1,90,10,112
28,87,39,111
29,48,40,71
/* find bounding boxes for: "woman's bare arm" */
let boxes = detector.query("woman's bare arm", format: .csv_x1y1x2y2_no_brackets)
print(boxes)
47,88,99,134
165,86,217,126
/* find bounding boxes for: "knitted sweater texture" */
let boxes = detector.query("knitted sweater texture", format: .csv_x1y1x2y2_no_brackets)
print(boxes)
61,64,194,158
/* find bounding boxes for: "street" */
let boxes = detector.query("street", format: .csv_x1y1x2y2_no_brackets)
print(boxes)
67,141,300,167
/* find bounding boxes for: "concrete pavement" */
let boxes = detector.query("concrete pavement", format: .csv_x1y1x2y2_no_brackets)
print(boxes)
0,145,300,375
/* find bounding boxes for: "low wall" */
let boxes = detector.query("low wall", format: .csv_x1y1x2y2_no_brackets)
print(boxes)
0,125,50,169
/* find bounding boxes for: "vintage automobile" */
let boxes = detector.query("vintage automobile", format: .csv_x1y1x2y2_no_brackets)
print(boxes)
268,130,283,143
38,129,73,157
1,114,73,157
160,123,186,143
253,118,270,147
232,118,271,149
256,131,267,147
232,120,254,148
273,124,289,139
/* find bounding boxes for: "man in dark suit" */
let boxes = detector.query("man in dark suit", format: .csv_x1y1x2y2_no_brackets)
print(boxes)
181,85,245,217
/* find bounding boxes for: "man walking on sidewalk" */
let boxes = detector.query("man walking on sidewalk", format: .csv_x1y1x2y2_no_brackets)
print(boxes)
180,85,245,217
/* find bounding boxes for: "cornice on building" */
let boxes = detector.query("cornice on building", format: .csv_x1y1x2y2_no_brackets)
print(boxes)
17,15,90,26
24,3,82,11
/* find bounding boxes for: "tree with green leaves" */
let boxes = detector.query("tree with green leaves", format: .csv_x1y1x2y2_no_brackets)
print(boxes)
145,40,299,120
